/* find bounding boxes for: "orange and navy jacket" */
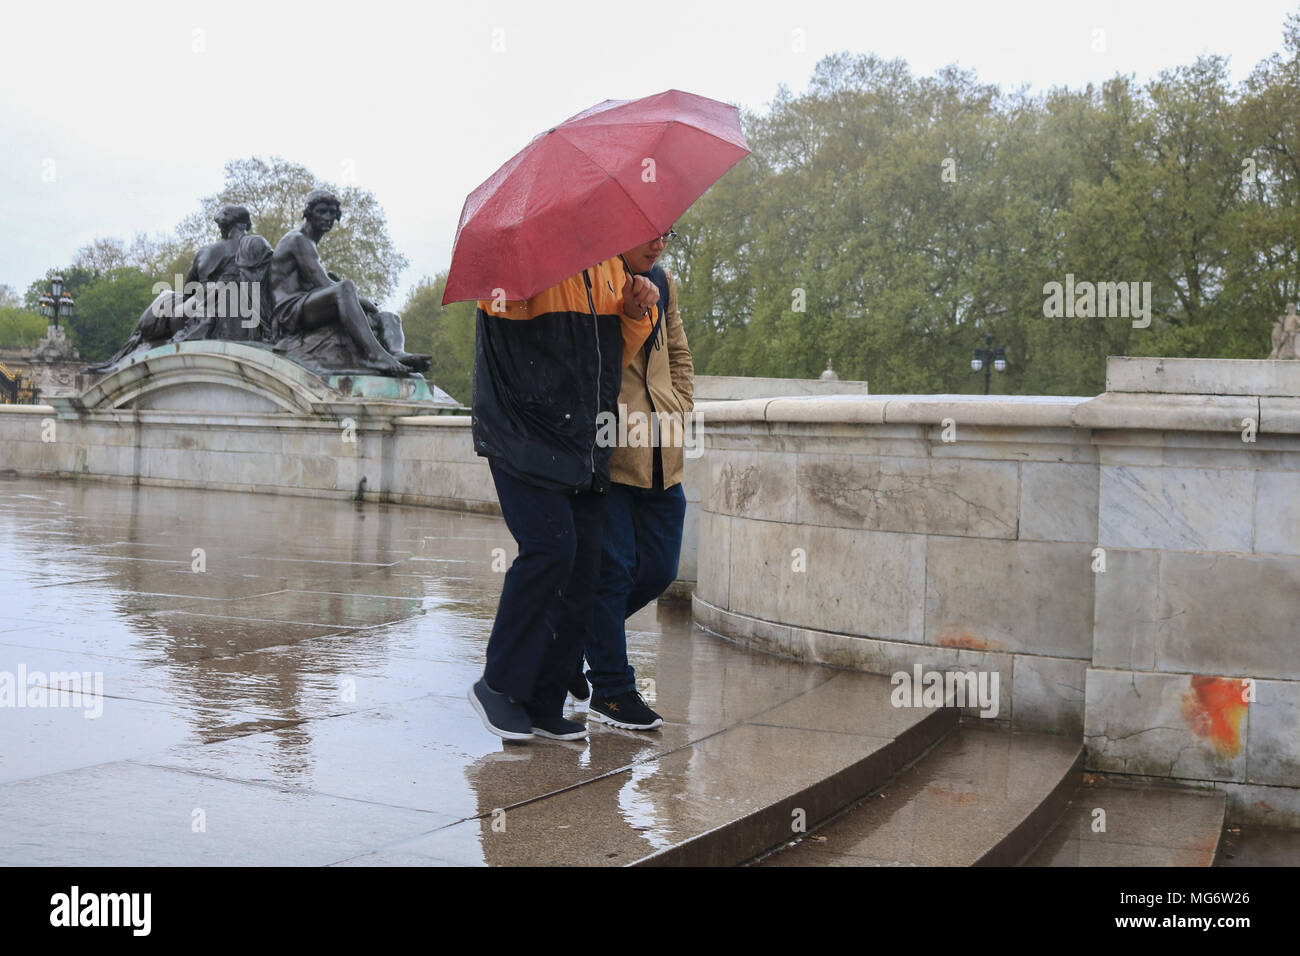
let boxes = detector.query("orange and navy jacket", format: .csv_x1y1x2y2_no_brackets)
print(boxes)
471,257,655,492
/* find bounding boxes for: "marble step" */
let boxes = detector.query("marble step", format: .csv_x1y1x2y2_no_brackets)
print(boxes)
1025,780,1226,866
636,671,959,866
754,724,1082,866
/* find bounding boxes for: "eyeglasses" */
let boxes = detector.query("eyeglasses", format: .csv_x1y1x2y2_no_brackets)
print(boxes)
657,229,678,245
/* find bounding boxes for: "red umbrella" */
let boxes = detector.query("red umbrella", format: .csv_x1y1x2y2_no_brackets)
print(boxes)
442,89,749,304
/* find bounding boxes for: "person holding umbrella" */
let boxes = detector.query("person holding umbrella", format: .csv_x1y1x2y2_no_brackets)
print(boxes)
444,90,749,743
467,262,658,741
572,230,693,731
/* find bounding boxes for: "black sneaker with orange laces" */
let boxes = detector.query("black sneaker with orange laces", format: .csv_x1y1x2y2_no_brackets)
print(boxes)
588,690,662,730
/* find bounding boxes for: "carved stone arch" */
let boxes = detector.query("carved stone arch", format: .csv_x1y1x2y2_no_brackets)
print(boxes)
77,342,327,414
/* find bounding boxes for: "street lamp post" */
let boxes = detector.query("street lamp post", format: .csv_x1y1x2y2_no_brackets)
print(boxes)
970,332,1007,395
38,274,75,330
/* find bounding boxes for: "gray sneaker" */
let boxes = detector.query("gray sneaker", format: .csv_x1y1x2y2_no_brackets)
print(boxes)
530,713,588,741
469,678,535,741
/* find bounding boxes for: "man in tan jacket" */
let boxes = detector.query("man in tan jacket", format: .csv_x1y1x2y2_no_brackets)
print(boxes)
575,230,694,730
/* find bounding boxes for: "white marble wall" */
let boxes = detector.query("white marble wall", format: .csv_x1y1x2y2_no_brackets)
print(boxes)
692,403,1096,742
1083,417,1300,827
689,370,1300,827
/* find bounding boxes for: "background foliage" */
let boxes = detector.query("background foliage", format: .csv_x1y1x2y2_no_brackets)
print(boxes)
662,15,1300,395
9,15,1300,392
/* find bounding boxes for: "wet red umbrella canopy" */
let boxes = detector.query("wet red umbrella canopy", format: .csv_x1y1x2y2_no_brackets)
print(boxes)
442,89,749,304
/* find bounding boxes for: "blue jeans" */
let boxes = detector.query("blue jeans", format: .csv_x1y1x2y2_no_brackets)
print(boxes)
583,480,686,697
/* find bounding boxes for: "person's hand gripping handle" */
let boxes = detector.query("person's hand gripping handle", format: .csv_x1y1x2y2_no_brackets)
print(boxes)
622,272,659,319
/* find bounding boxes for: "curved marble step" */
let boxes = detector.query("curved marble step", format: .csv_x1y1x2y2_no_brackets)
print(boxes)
1025,780,1225,866
635,670,958,866
754,725,1082,866
0,479,959,868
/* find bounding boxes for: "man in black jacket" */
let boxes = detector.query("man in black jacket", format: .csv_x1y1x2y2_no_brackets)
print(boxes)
468,257,658,742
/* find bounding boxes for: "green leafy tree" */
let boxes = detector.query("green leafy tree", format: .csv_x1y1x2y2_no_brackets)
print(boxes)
666,14,1300,396
0,307,47,349
1235,11,1300,348
63,267,159,363
399,272,476,405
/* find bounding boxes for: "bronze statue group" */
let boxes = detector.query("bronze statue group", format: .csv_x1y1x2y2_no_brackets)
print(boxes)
90,191,430,378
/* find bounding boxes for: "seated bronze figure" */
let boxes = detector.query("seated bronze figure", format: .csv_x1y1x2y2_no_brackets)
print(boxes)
88,205,271,372
268,189,430,376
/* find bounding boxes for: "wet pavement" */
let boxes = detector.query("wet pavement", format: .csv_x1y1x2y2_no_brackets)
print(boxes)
0,477,890,866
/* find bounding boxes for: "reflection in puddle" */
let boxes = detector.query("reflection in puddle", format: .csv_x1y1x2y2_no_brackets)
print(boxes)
0,479,516,766
618,760,671,852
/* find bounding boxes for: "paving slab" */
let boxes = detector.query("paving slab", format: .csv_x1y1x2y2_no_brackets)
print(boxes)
0,760,452,866
144,694,678,816
355,719,911,867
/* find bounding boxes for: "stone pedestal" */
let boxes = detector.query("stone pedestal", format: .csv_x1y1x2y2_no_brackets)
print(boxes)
58,339,457,418
28,324,87,400
3,340,465,505
33,323,78,363
1075,358,1300,825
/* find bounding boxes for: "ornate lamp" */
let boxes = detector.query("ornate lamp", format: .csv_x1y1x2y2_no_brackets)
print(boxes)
39,275,74,329
971,332,1008,395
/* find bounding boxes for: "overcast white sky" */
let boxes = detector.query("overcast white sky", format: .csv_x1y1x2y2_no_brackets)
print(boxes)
1,0,1295,305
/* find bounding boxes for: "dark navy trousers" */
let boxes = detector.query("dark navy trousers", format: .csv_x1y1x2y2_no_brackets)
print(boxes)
483,459,606,718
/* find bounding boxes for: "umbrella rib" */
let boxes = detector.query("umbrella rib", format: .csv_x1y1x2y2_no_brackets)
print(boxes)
605,166,658,239
548,128,658,237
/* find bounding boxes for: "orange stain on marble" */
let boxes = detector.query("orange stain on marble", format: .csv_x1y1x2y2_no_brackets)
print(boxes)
1180,676,1249,758
936,630,1005,651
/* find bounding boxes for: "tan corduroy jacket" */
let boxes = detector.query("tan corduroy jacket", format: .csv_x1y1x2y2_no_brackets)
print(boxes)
609,268,694,489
